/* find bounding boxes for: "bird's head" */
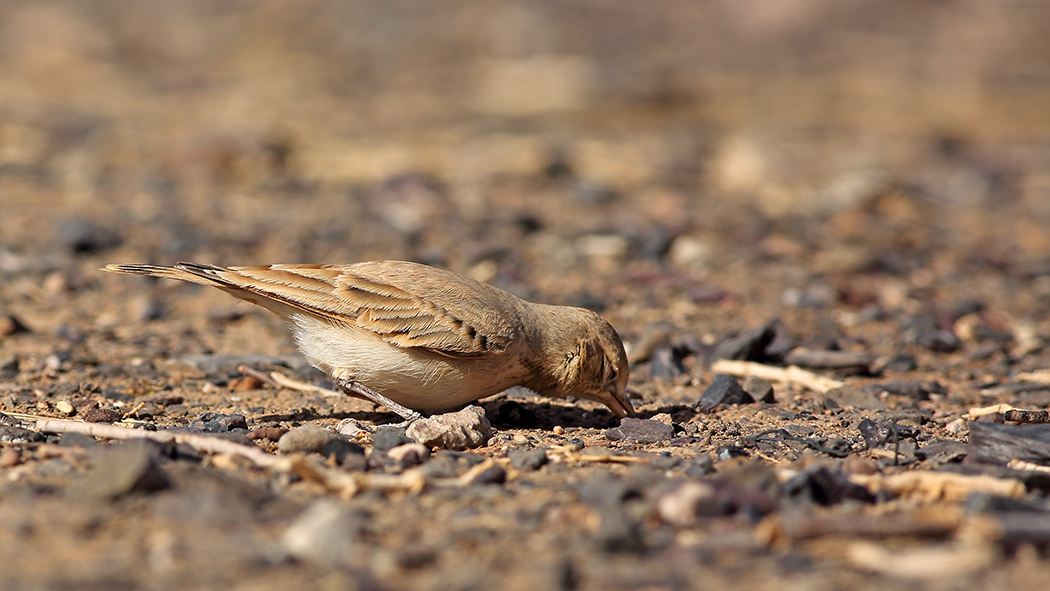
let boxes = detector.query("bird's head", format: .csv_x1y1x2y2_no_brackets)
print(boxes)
549,307,634,418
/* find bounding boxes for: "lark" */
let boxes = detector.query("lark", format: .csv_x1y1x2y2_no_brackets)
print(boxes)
103,261,634,421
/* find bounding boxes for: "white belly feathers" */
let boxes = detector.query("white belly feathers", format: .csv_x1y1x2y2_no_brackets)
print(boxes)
289,313,523,411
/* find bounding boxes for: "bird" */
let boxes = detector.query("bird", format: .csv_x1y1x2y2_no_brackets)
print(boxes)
102,261,634,422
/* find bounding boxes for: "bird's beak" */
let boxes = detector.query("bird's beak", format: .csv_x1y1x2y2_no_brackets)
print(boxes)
596,384,635,418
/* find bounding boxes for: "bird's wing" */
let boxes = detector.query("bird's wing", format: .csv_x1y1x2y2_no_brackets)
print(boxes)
103,262,519,356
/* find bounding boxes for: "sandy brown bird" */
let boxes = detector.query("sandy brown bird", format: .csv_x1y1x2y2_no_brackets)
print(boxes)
103,261,634,421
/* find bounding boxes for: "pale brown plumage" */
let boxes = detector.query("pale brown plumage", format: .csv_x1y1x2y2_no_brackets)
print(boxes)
102,261,634,421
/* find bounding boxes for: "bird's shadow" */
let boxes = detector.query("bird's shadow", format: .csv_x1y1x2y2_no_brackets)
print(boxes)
266,397,697,431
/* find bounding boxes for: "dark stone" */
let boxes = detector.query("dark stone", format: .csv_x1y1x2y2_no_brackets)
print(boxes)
968,422,1050,465
669,436,701,447
822,437,854,456
825,385,886,410
577,474,631,508
58,432,99,448
372,425,413,453
876,440,918,467
137,299,167,321
649,346,686,380
277,425,349,454
470,465,507,486
883,354,918,372
916,329,961,353
417,454,462,479
713,323,777,362
784,349,872,375
695,374,754,412
82,408,122,423
508,448,548,471
865,381,935,400
74,440,170,498
605,418,674,444
192,413,248,432
742,375,775,403
649,454,682,470
915,439,968,464
322,438,366,467
783,466,875,506
0,315,31,337
716,446,748,461
858,419,921,449
57,218,122,254
0,426,45,443
684,455,715,477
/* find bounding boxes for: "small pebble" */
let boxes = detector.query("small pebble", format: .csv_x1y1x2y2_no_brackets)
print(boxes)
336,418,372,438
372,426,413,452
228,376,263,391
945,417,968,434
82,408,121,423
74,441,170,498
695,374,754,412
321,438,366,467
0,315,30,337
248,427,289,441
742,375,776,403
716,445,748,461
0,426,44,443
58,432,98,448
605,418,674,443
55,400,76,415
508,448,548,471
657,481,716,526
825,385,886,411
387,442,430,467
0,449,20,468
406,406,492,451
277,425,348,454
470,464,507,486
282,500,362,568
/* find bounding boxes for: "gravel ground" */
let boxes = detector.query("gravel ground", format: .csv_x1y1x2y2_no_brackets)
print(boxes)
4,2,1050,590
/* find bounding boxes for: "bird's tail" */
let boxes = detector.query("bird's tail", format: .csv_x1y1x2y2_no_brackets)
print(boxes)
101,262,235,288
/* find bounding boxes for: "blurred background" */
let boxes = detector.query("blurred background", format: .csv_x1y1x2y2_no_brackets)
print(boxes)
3,0,1050,335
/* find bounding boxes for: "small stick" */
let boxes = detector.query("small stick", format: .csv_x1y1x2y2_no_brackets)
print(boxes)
285,454,428,498
237,365,282,388
967,403,1015,420
1003,409,1050,424
766,507,963,542
710,360,844,393
1007,458,1050,474
554,451,651,464
36,418,280,468
123,400,147,418
850,470,1025,502
267,371,342,397
1013,369,1050,384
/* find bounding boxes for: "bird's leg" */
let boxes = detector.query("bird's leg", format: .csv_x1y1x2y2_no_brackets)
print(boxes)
336,379,423,424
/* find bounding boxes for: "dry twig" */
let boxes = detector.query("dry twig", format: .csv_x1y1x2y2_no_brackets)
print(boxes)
849,471,1025,502
710,359,844,393
36,418,280,468
267,370,342,397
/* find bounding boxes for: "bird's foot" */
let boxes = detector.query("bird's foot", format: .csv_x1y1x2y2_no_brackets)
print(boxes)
337,379,422,425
